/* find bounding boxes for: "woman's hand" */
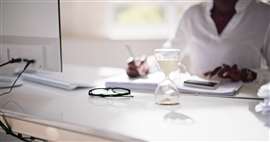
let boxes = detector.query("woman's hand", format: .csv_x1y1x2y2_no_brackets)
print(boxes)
126,57,150,78
204,64,257,82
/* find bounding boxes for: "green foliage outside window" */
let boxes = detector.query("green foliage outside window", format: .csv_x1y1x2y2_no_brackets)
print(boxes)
115,6,165,26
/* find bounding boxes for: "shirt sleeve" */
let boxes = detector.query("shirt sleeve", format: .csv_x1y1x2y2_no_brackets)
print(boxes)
170,10,191,51
169,8,194,73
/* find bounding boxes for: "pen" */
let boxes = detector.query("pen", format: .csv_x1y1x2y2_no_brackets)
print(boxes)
125,45,135,59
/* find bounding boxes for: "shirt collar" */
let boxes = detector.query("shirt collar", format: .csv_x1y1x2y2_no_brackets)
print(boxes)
205,0,253,14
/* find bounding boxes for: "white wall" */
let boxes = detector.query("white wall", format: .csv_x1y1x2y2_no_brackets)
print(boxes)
61,1,108,39
62,38,165,68
0,0,61,72
1,0,59,38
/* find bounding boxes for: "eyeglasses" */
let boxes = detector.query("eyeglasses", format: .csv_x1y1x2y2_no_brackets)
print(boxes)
88,87,133,98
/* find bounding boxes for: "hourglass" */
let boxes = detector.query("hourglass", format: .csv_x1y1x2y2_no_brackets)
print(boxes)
154,48,180,105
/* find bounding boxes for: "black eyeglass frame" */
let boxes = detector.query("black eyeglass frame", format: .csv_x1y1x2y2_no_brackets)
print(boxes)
88,87,132,97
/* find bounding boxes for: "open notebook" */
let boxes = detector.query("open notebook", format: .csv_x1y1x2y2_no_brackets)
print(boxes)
105,72,243,96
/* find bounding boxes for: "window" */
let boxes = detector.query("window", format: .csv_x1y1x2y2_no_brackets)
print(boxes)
106,1,203,40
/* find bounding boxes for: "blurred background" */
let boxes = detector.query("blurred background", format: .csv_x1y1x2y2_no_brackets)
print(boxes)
60,0,204,68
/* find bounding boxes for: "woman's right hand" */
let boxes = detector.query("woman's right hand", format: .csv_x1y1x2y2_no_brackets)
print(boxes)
126,57,150,78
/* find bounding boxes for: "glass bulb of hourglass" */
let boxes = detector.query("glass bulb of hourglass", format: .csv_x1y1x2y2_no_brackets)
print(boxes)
154,48,180,105
154,48,194,125
155,79,179,105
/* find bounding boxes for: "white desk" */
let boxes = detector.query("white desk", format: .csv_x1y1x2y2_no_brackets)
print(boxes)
0,64,269,141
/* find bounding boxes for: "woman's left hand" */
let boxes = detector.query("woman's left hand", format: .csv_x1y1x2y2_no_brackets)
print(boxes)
204,64,257,82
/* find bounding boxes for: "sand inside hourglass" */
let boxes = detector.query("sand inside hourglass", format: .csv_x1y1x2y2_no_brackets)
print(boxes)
157,59,178,76
158,96,179,105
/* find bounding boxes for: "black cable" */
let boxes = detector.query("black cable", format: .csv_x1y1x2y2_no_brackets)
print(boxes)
0,59,35,97
0,59,43,141
0,116,32,142
0,115,46,142
0,58,23,67
0,119,9,132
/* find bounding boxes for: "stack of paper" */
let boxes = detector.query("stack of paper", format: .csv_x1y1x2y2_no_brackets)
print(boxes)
105,72,243,96
105,72,163,92
177,81,242,96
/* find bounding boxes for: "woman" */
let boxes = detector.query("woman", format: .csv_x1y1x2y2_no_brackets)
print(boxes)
127,0,270,82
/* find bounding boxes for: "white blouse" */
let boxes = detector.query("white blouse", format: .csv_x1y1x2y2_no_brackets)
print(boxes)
171,0,270,76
